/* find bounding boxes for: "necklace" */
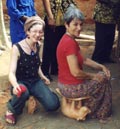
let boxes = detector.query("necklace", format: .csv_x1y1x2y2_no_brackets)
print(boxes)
25,39,35,56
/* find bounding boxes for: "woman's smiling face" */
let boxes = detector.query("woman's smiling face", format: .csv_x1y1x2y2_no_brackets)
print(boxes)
27,24,44,42
65,18,83,38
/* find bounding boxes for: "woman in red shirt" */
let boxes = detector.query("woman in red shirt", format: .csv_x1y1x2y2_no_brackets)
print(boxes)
57,4,112,121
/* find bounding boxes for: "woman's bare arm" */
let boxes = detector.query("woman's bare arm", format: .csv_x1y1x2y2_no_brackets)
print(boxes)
42,0,55,25
42,0,53,19
67,54,95,80
9,45,21,94
83,58,110,78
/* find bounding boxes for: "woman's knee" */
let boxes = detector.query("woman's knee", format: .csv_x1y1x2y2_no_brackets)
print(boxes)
46,101,60,112
45,93,60,111
21,90,29,100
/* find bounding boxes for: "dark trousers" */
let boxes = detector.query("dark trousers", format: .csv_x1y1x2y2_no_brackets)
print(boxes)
7,79,60,115
92,22,116,62
41,17,66,75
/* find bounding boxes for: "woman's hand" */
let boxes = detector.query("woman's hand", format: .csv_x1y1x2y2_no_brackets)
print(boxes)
48,17,55,25
12,84,21,95
38,67,51,85
102,66,111,79
48,17,56,31
43,77,51,85
20,16,29,22
92,73,105,82
84,58,111,79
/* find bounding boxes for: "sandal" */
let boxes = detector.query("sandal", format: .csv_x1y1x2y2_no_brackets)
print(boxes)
5,113,16,125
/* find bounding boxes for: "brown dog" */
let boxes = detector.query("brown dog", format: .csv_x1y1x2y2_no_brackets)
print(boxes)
27,96,37,114
56,88,91,121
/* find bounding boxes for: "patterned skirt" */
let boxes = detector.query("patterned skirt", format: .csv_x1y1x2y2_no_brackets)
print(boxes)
58,72,112,120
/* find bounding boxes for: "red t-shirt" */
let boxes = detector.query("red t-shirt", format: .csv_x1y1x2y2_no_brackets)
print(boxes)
57,34,84,85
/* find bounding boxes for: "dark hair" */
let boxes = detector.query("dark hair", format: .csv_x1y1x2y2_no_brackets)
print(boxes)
64,4,85,24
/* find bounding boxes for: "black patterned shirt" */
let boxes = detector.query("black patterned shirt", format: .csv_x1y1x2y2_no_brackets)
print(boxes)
44,0,76,25
50,0,76,16
15,43,41,82
93,1,116,24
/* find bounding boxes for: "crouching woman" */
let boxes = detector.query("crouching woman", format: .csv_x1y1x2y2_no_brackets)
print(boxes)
57,4,112,121
5,16,60,125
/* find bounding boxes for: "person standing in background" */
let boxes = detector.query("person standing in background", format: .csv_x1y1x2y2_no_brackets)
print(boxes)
92,0,120,63
6,0,37,44
41,0,76,81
